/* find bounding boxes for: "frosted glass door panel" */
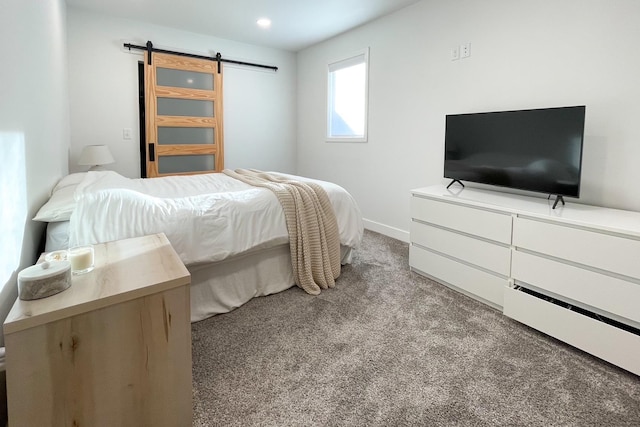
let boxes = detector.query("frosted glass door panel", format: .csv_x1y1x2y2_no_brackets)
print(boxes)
157,98,214,117
157,127,215,145
156,68,214,90
158,155,215,174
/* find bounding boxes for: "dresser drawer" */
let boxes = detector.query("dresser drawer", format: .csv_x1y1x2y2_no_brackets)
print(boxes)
411,196,512,244
513,217,640,280
410,245,505,308
512,250,640,326
504,286,640,376
411,221,511,276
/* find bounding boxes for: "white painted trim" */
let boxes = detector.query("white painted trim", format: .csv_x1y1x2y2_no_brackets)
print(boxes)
326,47,369,143
363,218,409,243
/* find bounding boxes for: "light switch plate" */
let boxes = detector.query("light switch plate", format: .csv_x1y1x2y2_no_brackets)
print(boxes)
451,47,460,61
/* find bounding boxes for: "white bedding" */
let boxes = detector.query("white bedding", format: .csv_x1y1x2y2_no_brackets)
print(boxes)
69,171,363,267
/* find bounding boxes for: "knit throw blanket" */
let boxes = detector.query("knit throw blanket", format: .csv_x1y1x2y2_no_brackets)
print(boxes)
223,169,341,295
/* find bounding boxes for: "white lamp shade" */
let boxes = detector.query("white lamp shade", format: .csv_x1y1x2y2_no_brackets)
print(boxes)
78,145,115,167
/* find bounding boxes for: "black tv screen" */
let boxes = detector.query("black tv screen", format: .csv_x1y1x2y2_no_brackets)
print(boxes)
444,106,586,197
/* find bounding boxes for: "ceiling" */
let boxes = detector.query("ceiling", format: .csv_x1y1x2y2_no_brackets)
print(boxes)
66,0,422,52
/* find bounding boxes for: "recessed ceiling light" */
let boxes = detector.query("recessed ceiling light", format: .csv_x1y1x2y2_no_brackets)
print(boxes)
257,18,271,29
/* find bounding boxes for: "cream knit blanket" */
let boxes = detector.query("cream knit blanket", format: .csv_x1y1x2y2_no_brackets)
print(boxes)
223,169,341,295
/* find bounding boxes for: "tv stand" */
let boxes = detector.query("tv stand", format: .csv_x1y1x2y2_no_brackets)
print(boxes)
552,195,565,209
409,185,640,376
446,179,464,189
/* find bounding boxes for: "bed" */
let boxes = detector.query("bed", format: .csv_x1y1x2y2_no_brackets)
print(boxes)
34,170,363,321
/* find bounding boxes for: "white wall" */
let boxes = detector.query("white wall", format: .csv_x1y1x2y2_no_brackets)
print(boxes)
0,0,70,421
297,0,640,241
67,8,297,178
0,0,70,335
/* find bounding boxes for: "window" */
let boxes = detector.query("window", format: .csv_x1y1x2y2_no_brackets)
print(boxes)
327,48,369,142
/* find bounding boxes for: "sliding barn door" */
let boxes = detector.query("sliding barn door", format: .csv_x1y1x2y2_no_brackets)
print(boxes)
144,52,223,177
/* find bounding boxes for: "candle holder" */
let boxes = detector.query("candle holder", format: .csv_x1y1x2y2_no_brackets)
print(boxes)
68,245,95,275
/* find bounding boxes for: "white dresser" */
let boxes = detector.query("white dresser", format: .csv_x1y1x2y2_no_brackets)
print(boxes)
410,185,640,375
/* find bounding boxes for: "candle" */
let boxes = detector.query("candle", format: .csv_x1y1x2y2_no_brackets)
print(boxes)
68,246,94,275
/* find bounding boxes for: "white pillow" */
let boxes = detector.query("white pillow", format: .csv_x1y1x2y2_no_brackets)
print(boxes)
33,173,86,222
51,172,87,194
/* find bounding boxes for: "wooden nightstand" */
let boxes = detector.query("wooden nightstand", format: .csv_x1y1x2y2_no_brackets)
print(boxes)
3,233,192,427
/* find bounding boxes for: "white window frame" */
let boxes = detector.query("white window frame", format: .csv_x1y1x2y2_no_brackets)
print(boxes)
326,48,369,143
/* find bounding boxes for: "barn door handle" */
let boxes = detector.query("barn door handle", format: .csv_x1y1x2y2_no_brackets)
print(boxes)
148,143,155,161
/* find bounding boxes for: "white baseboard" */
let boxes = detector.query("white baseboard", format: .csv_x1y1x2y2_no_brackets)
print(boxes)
362,219,410,243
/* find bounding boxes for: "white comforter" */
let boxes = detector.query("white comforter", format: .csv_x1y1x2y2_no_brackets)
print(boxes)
69,171,363,266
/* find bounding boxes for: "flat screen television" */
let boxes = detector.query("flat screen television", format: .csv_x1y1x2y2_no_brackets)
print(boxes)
444,106,586,201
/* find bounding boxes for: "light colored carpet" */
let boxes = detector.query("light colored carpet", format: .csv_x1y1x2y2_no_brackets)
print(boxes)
192,230,640,426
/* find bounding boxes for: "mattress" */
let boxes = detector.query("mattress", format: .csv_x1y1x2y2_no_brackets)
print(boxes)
68,171,363,266
45,221,70,252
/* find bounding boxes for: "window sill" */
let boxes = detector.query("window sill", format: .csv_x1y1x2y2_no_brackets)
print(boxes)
326,137,368,143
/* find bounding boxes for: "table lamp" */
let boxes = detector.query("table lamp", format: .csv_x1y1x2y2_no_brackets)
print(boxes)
78,145,115,171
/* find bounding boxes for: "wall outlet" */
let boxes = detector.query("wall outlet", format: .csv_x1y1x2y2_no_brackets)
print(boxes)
461,43,471,58
123,128,132,140
451,47,460,61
